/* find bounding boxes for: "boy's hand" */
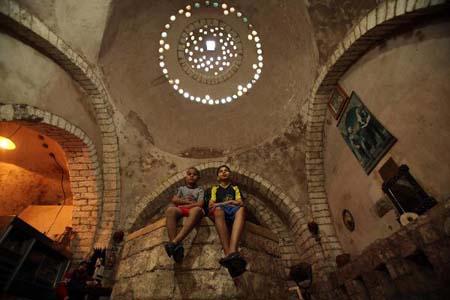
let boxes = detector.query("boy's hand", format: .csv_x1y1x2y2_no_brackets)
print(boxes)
184,195,195,203
223,200,241,206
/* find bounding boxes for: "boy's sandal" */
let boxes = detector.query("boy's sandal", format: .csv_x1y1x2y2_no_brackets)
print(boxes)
227,256,247,278
164,242,176,257
173,243,184,263
219,252,240,267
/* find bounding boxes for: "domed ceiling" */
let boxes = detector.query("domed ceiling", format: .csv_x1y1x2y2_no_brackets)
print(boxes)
99,0,319,157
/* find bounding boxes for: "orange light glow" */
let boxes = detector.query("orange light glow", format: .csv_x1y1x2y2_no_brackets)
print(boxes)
0,136,16,150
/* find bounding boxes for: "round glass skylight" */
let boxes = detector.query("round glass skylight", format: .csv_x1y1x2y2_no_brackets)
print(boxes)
158,1,263,105
178,19,243,84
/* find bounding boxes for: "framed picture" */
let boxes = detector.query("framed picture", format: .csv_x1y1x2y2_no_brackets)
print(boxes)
337,92,396,174
327,84,349,120
288,286,304,300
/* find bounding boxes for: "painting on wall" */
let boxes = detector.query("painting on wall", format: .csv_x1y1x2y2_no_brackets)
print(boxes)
337,92,396,174
327,84,349,120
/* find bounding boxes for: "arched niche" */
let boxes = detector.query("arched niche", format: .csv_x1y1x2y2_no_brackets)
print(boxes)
0,103,101,259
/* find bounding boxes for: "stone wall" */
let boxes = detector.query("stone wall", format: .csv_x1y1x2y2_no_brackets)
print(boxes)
311,203,450,300
113,218,288,300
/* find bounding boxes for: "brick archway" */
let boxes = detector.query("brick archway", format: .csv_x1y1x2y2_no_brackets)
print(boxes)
0,103,102,259
0,1,121,247
127,162,338,275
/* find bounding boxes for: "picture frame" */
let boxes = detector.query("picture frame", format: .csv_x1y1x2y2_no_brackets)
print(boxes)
327,84,349,120
337,92,396,174
288,286,304,300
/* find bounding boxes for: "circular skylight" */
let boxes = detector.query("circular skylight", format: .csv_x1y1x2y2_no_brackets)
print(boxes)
178,20,243,84
158,1,263,105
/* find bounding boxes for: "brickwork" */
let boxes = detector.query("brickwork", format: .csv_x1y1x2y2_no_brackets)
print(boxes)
311,203,450,299
245,195,302,276
0,103,101,260
303,0,450,279
0,1,121,248
126,162,332,275
114,218,289,300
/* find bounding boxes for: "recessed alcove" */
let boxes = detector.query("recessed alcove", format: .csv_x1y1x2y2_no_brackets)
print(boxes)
0,122,73,238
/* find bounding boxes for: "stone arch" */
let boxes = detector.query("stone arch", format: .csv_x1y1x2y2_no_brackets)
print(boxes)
0,1,121,247
303,0,450,271
244,195,302,276
128,162,303,231
0,103,102,259
126,162,334,274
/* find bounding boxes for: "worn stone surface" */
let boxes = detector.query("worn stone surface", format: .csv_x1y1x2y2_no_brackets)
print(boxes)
305,0,382,65
114,219,288,299
15,0,112,62
312,203,450,299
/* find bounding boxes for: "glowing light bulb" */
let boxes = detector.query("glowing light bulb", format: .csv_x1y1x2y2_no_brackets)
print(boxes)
0,136,16,150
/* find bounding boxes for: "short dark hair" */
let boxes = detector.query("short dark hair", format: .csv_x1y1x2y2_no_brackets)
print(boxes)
187,167,200,176
216,165,231,175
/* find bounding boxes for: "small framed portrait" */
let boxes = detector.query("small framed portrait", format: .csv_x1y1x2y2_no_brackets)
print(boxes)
288,286,304,300
327,84,349,120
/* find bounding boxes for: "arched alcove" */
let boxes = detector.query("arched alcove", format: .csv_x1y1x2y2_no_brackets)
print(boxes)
125,163,330,283
0,103,102,259
0,3,122,248
116,163,306,299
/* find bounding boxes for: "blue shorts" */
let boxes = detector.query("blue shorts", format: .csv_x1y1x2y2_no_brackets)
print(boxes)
209,204,241,222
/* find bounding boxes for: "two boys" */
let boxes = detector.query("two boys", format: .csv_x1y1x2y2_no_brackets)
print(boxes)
164,165,247,277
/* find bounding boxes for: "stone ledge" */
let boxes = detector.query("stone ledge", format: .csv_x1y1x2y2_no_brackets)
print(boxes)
127,218,278,243
311,203,450,299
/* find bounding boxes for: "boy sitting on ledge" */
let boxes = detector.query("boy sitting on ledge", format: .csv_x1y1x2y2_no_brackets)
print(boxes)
208,165,247,277
164,167,205,262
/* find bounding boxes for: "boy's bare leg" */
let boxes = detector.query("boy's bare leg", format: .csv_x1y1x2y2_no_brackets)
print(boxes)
213,208,231,255
229,207,245,253
173,207,203,244
166,206,181,242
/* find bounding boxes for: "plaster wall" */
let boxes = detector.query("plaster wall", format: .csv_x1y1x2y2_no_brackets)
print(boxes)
324,20,450,255
15,0,112,62
18,205,73,238
305,0,380,64
0,33,103,158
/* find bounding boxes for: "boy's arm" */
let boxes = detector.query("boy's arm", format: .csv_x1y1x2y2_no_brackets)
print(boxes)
179,189,205,208
171,189,194,205
223,186,244,206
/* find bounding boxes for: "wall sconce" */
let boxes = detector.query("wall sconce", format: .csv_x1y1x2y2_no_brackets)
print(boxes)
0,125,21,150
